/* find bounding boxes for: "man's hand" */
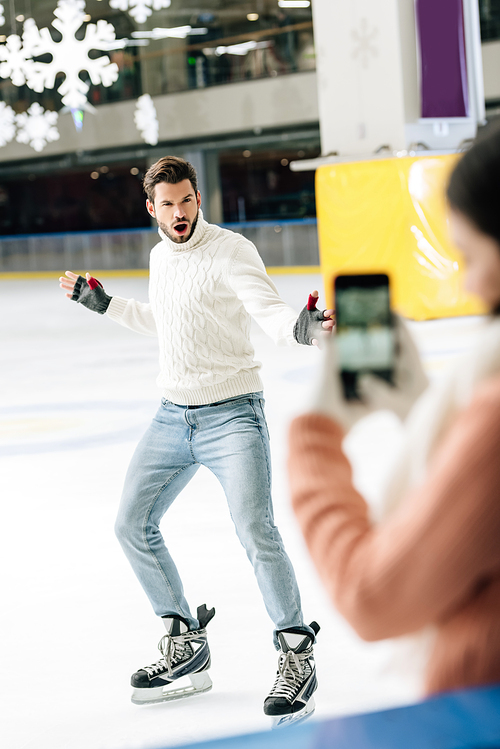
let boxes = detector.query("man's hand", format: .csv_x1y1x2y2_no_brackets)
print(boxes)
293,290,335,346
59,270,112,314
59,270,80,298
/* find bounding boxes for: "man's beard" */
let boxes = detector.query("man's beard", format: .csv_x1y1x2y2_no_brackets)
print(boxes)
158,209,199,244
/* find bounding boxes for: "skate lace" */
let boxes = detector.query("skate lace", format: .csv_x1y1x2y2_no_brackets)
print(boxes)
269,647,313,701
143,629,204,678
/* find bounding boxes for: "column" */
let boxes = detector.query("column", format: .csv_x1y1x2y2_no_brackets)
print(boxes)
311,0,485,156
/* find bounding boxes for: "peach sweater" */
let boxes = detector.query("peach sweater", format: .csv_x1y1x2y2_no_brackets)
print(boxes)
288,375,500,695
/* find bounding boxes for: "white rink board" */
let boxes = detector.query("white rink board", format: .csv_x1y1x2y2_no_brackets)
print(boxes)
0,274,486,749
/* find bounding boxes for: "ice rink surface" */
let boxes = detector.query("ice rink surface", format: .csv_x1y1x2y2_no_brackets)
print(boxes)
0,273,487,749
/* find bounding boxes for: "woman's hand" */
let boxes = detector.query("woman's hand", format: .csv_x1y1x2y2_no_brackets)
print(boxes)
306,316,428,431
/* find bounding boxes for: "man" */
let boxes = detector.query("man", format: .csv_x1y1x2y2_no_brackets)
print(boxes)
59,156,333,726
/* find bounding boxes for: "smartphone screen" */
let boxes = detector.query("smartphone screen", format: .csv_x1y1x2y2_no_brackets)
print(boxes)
334,274,395,399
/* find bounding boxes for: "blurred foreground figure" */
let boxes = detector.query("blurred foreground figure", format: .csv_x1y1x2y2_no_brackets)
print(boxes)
288,125,500,696
59,156,333,725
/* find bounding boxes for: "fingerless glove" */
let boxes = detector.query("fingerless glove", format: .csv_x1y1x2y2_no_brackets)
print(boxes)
293,294,328,345
71,275,112,314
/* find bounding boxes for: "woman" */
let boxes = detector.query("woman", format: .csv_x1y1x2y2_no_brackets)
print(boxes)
288,125,500,696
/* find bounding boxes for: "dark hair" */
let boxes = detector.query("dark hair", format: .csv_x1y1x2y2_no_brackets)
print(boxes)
143,156,198,203
447,122,500,244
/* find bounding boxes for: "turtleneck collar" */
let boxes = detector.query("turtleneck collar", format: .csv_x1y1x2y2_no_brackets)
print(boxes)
157,208,209,252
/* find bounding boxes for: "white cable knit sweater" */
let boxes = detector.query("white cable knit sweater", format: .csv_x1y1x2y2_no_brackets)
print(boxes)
106,211,300,405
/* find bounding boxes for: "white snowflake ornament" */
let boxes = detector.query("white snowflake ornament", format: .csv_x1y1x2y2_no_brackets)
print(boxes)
0,20,39,87
134,93,159,145
0,35,27,85
110,0,171,25
16,102,60,152
0,101,16,146
23,0,120,110
0,4,5,27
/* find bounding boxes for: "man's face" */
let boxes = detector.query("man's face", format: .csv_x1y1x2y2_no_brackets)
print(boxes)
146,179,201,243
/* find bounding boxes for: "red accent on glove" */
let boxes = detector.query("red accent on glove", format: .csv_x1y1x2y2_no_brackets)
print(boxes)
307,294,318,311
87,276,103,290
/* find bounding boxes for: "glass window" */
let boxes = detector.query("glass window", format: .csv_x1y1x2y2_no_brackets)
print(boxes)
479,0,500,41
0,0,315,110
0,162,149,235
219,144,320,222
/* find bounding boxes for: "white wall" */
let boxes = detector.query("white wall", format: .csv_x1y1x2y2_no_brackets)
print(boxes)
482,40,500,101
0,72,319,163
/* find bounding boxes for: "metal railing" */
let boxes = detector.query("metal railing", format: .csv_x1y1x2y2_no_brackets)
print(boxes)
0,219,319,273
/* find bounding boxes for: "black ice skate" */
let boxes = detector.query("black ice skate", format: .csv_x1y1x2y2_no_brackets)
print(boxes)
264,621,320,728
131,604,215,705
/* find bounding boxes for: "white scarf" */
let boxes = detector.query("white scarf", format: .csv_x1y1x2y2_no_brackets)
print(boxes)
383,316,500,516
374,315,500,697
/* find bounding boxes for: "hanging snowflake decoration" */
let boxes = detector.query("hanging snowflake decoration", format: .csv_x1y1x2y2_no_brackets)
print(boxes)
0,19,40,87
16,102,60,152
110,0,171,25
28,0,120,110
134,93,159,145
0,4,5,27
0,101,16,146
1,0,120,111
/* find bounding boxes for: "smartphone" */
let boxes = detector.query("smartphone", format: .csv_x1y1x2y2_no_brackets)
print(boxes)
334,273,395,400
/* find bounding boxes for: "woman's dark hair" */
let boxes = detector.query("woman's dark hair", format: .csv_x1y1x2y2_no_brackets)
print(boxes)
143,156,198,203
447,123,500,244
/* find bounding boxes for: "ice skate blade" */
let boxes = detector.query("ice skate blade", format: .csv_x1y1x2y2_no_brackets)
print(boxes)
131,671,212,705
271,697,315,729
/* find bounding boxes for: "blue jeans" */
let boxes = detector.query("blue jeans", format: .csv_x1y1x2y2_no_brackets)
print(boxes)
115,392,312,648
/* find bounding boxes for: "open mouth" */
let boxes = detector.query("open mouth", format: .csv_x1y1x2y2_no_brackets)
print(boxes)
173,222,188,236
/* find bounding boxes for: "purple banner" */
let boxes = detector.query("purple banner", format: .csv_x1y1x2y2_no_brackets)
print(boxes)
415,0,469,118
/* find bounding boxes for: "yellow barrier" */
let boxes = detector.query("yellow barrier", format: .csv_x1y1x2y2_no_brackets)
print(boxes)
316,155,486,320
